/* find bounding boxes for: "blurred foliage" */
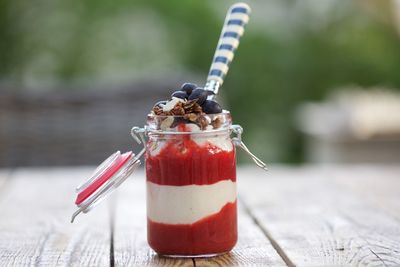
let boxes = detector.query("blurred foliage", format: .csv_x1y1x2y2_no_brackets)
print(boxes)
1,0,400,163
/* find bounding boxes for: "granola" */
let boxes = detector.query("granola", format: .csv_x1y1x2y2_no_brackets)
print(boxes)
150,84,224,130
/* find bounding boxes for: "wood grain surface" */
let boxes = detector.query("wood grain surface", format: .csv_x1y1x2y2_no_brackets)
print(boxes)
238,166,400,267
0,168,111,267
333,166,400,222
0,165,399,266
112,172,194,267
112,171,285,267
0,169,12,192
194,202,287,267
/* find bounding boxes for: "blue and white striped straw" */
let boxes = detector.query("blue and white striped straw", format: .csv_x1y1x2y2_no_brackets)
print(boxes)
205,2,251,96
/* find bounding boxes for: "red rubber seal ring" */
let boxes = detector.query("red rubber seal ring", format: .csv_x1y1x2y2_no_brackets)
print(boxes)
75,152,133,205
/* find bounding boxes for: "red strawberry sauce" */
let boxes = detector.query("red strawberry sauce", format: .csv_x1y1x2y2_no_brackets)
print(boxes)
148,201,237,256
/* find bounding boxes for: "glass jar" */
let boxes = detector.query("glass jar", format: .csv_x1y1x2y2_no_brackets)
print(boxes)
145,111,237,257
71,111,267,256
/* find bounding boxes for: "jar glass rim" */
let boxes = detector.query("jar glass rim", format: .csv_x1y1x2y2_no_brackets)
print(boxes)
147,110,231,119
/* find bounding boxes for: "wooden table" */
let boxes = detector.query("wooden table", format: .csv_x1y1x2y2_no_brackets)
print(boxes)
0,165,399,266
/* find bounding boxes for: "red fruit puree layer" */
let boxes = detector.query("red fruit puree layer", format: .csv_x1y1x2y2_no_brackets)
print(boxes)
148,201,237,256
146,128,236,186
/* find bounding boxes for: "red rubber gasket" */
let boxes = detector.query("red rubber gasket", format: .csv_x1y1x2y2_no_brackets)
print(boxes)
75,152,132,205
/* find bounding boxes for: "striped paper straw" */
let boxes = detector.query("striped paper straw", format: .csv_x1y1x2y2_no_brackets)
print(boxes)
205,2,251,96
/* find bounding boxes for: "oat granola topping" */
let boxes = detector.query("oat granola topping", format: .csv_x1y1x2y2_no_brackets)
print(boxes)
150,83,224,130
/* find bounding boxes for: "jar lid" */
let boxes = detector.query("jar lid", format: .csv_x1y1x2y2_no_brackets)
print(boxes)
71,151,140,223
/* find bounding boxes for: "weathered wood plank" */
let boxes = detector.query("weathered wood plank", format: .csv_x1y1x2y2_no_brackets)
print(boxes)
112,171,194,267
238,166,400,267
112,171,287,267
332,165,400,221
194,202,287,267
0,167,112,267
2,165,399,266
0,168,12,193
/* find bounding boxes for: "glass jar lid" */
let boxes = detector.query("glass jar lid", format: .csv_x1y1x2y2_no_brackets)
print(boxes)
71,151,140,223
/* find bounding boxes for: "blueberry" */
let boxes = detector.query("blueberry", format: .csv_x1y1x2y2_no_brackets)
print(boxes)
180,83,197,95
202,100,222,114
188,88,208,105
171,91,188,100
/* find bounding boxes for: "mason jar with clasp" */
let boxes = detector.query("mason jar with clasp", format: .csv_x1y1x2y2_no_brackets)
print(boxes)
144,112,237,256
71,110,267,258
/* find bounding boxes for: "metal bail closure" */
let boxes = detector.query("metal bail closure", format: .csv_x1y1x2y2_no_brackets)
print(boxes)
230,125,268,171
71,151,141,223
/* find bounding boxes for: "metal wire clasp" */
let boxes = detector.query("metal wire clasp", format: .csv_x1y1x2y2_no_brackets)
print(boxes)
130,126,147,159
230,125,268,171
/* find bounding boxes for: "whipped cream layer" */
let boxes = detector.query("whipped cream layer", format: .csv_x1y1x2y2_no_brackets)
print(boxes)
147,180,236,224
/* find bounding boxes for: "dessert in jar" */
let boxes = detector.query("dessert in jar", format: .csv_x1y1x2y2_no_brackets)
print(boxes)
70,81,267,257
71,2,267,259
145,83,237,256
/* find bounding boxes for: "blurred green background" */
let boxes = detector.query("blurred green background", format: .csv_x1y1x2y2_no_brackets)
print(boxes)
1,0,400,166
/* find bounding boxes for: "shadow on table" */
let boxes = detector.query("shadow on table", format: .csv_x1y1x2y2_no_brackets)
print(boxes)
149,251,241,265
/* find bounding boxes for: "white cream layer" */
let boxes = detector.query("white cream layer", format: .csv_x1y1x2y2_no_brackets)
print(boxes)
147,180,236,225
